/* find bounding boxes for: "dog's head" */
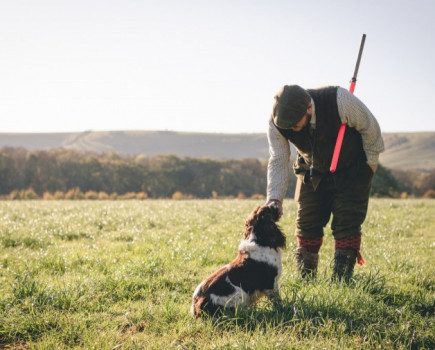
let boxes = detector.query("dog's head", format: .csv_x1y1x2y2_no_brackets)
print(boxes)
244,205,286,249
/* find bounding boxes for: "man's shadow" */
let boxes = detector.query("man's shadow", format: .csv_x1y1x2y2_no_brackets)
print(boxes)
209,271,433,337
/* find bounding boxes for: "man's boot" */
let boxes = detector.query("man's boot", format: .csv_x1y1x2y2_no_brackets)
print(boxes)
295,247,319,278
332,249,357,282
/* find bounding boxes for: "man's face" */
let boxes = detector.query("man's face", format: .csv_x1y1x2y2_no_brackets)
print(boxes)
290,104,313,132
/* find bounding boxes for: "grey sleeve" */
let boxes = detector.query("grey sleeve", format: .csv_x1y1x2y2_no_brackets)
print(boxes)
336,87,385,164
266,118,291,202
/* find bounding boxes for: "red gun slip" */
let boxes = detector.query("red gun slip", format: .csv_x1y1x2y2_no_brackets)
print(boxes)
330,34,366,173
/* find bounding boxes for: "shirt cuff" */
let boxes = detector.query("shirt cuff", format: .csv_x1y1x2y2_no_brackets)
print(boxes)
365,152,379,165
267,188,286,204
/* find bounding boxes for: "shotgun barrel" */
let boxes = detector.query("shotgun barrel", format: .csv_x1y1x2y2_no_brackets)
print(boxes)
330,34,366,173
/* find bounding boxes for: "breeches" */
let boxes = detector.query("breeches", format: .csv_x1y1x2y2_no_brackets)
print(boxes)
295,162,374,240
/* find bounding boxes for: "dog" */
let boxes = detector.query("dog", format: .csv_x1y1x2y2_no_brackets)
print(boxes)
191,204,286,318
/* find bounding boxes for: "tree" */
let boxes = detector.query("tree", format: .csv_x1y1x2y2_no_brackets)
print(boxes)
371,164,400,197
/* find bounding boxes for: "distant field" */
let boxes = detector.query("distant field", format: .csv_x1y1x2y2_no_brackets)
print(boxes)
0,200,434,349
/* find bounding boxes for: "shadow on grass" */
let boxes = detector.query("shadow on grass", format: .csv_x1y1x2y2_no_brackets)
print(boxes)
352,271,435,317
206,271,434,349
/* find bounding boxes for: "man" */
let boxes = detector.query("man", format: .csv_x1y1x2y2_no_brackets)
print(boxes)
266,85,384,281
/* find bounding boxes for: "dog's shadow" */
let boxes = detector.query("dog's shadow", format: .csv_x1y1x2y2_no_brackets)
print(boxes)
206,297,318,331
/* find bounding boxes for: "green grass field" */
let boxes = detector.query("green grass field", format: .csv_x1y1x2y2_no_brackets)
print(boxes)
0,199,434,349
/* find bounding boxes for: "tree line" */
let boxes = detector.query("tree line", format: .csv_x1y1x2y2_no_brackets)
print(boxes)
0,147,432,199
0,148,270,199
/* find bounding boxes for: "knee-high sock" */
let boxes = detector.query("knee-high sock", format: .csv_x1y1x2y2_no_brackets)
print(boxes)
335,235,365,266
297,237,323,253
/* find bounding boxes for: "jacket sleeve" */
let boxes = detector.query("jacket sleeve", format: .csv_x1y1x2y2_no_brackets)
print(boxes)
266,118,291,202
336,87,385,165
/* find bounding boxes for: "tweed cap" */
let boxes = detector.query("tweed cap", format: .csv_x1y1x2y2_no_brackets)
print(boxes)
272,85,311,129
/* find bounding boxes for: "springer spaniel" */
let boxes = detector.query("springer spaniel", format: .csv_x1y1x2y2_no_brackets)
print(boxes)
191,204,286,318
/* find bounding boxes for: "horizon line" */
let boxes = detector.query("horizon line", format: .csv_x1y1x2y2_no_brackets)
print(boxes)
0,129,434,135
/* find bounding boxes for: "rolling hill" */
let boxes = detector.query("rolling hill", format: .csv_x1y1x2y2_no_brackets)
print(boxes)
0,130,433,170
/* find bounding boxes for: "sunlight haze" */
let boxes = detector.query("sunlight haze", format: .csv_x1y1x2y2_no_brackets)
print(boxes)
1,0,434,133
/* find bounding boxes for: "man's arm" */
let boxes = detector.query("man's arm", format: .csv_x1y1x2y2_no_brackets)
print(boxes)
266,118,291,208
336,87,384,172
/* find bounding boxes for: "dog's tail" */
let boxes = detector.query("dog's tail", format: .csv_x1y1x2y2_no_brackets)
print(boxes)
191,295,206,318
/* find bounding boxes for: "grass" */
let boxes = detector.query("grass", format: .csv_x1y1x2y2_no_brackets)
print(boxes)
0,199,434,349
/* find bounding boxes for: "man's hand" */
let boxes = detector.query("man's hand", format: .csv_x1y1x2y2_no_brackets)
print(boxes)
266,199,283,219
369,164,377,174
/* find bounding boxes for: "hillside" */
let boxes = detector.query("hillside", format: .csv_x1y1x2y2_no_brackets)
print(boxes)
0,131,269,160
379,132,435,171
0,130,433,170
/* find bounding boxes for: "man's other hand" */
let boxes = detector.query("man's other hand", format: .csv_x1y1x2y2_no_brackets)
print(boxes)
369,164,377,174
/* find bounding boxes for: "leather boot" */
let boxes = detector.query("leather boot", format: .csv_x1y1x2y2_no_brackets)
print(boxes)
332,249,357,282
295,247,319,278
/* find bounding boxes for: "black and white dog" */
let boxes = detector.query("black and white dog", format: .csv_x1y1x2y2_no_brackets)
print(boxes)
191,205,286,318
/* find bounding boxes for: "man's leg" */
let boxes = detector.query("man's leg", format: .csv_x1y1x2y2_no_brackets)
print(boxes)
331,162,374,281
295,177,333,278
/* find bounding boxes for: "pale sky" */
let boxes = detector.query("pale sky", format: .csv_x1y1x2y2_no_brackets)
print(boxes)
1,0,434,134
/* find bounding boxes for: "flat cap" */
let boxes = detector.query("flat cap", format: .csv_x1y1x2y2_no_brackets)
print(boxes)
272,85,311,129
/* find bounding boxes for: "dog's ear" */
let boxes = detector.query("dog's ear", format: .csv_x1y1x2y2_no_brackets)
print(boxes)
268,203,280,222
246,206,262,225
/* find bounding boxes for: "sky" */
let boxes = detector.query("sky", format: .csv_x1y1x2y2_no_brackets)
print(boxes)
1,0,434,134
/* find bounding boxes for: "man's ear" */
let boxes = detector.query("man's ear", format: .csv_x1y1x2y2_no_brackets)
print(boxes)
306,103,313,114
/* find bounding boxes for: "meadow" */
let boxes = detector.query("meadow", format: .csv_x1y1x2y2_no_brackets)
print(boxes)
0,199,434,349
